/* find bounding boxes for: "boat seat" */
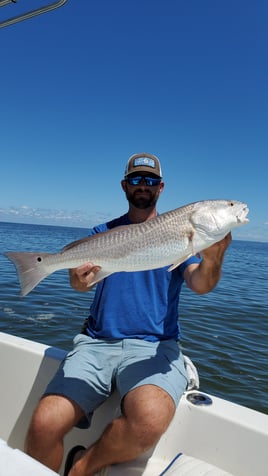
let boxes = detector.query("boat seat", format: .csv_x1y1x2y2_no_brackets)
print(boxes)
100,452,235,475
158,452,235,475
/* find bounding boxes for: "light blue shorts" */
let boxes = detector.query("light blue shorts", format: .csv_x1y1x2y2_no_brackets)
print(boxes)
44,334,188,428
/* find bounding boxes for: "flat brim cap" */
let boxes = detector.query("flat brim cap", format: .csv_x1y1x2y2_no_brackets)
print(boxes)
124,153,162,178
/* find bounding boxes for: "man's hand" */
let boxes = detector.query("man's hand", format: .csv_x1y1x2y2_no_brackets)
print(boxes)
201,232,232,262
69,263,102,292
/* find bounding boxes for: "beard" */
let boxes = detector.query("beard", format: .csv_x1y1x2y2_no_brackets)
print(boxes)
125,188,159,209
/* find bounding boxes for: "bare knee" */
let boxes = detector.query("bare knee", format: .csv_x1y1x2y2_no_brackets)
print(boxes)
25,394,84,450
26,402,54,452
123,385,176,451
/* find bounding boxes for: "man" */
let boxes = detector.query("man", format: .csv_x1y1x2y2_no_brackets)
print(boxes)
25,153,231,476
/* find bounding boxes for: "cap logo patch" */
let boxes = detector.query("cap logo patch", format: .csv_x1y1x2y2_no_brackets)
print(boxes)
133,157,155,169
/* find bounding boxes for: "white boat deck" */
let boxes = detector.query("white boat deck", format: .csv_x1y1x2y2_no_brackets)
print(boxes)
0,332,267,476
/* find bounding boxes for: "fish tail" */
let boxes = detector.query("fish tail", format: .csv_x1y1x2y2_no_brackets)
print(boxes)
4,251,51,296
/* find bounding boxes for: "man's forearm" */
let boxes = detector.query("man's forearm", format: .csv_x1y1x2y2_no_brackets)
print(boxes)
187,258,223,294
185,233,232,294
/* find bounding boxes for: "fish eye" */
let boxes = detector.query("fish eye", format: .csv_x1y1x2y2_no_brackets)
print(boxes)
37,257,42,262
230,201,234,207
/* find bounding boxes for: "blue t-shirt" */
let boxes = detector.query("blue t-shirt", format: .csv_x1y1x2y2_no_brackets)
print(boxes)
85,213,200,342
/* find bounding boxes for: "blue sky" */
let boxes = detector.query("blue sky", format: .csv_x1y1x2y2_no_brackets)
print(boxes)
0,0,267,241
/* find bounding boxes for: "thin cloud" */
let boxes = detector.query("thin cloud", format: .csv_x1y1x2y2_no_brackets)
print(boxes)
0,206,111,228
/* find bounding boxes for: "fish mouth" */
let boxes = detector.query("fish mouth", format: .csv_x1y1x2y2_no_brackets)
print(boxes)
237,205,249,224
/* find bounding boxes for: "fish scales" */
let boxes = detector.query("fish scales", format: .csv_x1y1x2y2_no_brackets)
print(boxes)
60,209,193,270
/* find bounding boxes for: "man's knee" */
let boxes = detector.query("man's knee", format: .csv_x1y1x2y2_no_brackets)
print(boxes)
25,399,59,452
26,394,84,444
123,386,176,450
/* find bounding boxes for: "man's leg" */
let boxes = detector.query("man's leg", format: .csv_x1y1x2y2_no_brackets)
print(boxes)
25,394,85,472
25,335,118,471
68,384,176,476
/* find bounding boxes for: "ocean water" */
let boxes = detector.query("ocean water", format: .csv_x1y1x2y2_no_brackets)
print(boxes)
0,221,267,415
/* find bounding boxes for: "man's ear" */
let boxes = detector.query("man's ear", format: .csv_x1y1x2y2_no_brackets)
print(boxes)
121,179,127,191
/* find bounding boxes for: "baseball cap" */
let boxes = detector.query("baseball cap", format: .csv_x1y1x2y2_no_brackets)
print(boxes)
124,153,162,178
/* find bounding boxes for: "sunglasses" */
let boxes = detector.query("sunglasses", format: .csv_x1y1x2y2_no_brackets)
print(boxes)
126,176,161,187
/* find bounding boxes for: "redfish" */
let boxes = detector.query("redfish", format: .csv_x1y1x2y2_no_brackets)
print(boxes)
4,199,249,296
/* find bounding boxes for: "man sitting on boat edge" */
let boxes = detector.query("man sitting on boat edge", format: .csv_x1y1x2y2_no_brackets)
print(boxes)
24,152,231,476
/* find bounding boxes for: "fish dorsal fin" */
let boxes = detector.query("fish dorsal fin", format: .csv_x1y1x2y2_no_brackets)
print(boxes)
61,225,136,253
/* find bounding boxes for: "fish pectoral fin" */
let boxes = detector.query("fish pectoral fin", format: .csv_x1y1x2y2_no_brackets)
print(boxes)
168,254,193,272
87,270,112,287
168,230,196,272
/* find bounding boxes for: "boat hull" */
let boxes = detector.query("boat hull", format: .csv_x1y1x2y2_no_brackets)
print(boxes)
0,332,267,475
